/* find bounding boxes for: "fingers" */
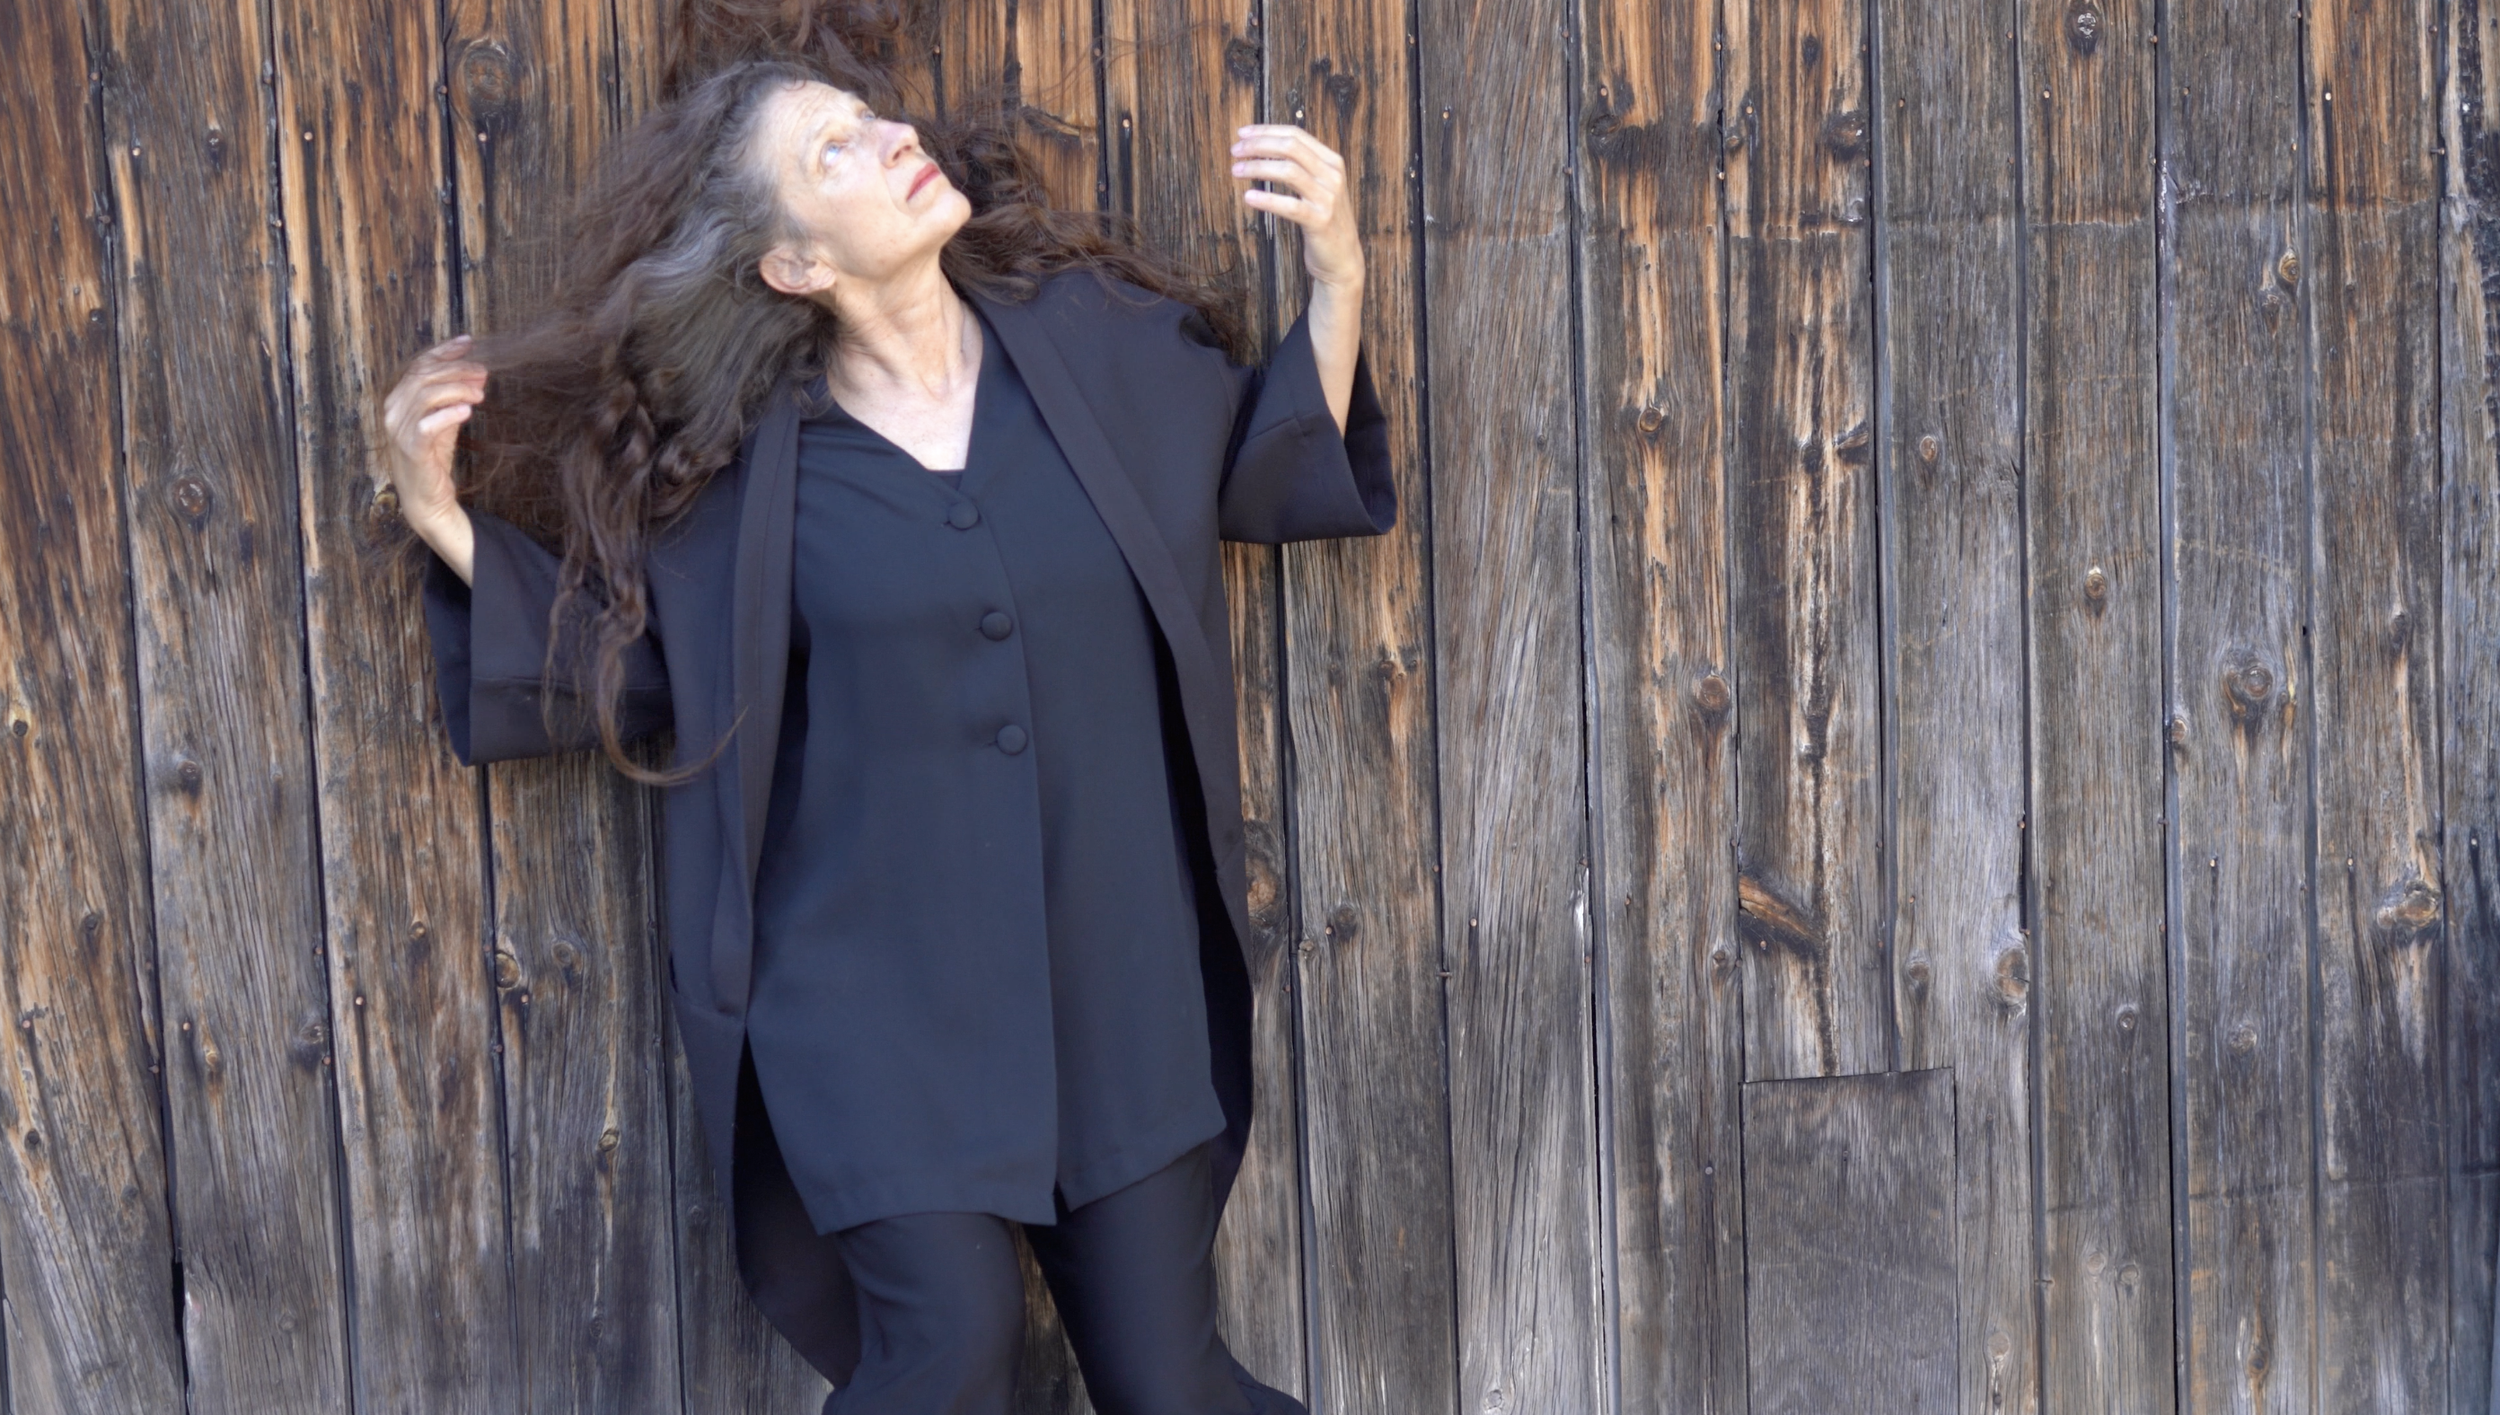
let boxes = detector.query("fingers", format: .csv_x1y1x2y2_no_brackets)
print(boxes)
1230,126,1344,234
1231,124,1345,171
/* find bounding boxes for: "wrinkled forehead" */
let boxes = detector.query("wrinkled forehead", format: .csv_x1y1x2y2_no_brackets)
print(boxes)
751,79,868,160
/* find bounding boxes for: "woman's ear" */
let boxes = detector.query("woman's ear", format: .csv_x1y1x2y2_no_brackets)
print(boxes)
758,243,834,298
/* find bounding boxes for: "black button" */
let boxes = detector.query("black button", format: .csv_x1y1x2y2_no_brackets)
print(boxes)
979,611,1014,640
947,502,980,530
996,724,1029,754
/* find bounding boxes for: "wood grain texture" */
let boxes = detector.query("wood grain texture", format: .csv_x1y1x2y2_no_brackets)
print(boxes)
1724,0,1888,1083
443,0,685,1405
1417,0,1604,1400
2304,0,2449,1408
1571,0,1747,1406
1263,0,1459,1403
2442,5,2500,1408
269,0,528,1405
97,0,358,1404
1099,0,1307,1394
1741,1069,1958,1415
1012,0,1103,213
2019,0,2176,1408
1873,1,2034,1411
0,1,186,1408
661,842,828,1415
2161,0,2317,1403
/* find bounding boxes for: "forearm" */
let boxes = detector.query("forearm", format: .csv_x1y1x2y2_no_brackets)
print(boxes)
1304,275,1364,434
409,504,477,586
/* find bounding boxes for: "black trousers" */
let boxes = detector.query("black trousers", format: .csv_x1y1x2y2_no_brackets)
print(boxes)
819,1143,1304,1415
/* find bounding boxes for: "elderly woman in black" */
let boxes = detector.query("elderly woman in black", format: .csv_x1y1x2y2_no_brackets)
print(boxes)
378,23,1388,1415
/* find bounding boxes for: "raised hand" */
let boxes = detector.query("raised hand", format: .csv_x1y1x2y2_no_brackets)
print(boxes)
1231,124,1363,293
380,334,485,581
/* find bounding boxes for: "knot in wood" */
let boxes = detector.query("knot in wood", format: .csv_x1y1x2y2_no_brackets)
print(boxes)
1821,108,1869,161
10,718,27,739
172,474,212,523
2067,0,2103,54
1634,403,1666,437
1693,672,1732,716
1917,433,1940,464
174,757,204,796
2167,714,2189,745
2227,1023,2258,1053
492,949,521,989
2113,1003,2139,1032
2276,248,2300,285
1223,36,1260,83
2083,565,2109,608
2223,660,2274,719
1994,943,2030,1007
598,1128,621,1153
2372,878,2441,941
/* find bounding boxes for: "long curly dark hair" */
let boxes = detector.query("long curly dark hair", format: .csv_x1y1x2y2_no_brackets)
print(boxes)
434,1,1244,785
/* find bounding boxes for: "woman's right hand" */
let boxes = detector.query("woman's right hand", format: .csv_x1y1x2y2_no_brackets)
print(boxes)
382,334,486,582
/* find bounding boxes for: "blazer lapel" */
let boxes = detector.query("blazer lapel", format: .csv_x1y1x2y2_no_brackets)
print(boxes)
713,382,801,1010
975,291,1229,741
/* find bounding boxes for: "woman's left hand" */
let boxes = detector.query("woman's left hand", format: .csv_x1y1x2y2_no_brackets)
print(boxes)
1232,125,1363,292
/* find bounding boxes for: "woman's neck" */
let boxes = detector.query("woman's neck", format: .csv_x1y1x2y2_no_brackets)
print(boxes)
825,263,975,406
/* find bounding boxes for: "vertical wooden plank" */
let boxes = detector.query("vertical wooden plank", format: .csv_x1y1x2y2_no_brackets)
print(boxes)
96,0,357,1403
1265,0,1458,1404
442,0,685,1405
2305,0,2450,1407
1723,0,1887,1084
1873,1,2034,1411
2442,3,2500,1408
2020,0,2176,1407
1417,0,1602,1399
0,0,187,1407
1572,0,1747,1405
268,0,526,1405
2161,0,2317,1400
1740,1070,1959,1415
1101,0,1308,1393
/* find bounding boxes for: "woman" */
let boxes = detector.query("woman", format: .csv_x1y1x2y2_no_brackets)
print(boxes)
380,28,1390,1415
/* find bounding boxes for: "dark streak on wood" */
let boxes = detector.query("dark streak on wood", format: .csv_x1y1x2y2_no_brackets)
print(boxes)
97,0,359,1401
2304,0,2449,1407
1573,0,1748,1400
0,0,185,1407
1741,1069,1959,1415
2442,4,2500,1408
1726,0,1889,1083
2020,0,2177,1406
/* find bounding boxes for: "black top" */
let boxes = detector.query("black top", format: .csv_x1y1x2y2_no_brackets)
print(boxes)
745,305,1228,1235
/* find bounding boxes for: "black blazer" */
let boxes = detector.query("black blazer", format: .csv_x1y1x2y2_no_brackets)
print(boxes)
420,268,1394,1380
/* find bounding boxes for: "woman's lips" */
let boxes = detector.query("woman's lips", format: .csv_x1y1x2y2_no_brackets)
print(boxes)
908,164,940,198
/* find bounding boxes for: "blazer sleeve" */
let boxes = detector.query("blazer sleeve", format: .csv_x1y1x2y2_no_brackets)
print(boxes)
1203,307,1396,545
419,507,674,766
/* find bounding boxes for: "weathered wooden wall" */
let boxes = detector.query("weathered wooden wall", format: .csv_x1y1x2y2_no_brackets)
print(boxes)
2,0,2494,1409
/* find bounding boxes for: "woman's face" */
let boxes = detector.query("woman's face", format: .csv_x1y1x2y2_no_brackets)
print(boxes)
750,80,969,304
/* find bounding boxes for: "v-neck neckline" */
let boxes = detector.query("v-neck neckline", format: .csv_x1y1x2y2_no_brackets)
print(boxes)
813,305,999,501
